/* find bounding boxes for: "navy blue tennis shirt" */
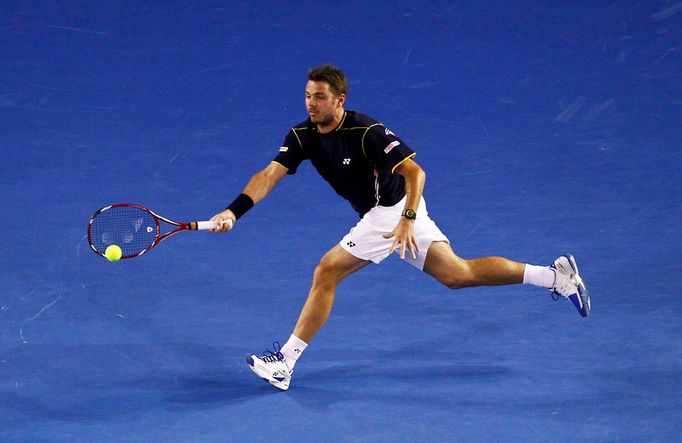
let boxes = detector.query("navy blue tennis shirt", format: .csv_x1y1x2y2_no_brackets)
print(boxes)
273,111,416,217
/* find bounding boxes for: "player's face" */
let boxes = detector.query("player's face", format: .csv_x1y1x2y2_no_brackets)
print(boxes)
305,80,344,127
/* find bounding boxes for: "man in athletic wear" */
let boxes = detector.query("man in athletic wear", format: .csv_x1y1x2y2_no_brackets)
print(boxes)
210,64,590,391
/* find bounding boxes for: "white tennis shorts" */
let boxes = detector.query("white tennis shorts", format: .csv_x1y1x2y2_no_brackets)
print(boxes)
339,196,449,270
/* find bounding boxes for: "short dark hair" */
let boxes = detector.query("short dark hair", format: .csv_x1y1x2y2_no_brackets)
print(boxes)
307,64,348,96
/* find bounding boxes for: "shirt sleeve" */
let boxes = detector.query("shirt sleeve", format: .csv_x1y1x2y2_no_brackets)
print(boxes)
361,124,416,173
272,129,305,175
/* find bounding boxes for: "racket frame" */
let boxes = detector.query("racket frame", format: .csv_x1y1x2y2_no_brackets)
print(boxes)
87,203,214,259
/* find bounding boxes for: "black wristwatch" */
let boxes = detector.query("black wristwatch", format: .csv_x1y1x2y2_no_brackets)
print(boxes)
402,209,417,220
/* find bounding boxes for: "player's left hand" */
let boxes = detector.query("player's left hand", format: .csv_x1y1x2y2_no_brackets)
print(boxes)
384,218,419,260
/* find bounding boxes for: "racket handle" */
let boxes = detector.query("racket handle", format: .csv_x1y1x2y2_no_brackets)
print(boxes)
194,221,217,230
192,220,232,231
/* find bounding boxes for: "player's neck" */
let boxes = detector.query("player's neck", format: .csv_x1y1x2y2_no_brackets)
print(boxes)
317,109,346,134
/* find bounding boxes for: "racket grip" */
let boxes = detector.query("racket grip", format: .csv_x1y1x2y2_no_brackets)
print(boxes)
194,221,217,230
192,220,232,230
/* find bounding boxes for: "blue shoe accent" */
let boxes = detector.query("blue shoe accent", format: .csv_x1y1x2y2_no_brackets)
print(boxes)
569,294,586,317
566,254,590,317
576,283,590,317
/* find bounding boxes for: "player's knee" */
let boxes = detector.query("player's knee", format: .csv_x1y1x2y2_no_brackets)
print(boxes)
442,263,476,290
312,256,343,288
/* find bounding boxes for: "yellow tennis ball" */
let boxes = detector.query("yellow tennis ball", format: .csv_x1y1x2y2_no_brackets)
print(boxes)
105,244,122,262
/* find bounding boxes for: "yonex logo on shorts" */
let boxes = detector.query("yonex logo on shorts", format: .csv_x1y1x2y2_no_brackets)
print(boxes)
347,241,356,247
384,141,400,154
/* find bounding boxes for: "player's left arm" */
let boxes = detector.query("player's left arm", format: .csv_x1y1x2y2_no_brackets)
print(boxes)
383,158,426,259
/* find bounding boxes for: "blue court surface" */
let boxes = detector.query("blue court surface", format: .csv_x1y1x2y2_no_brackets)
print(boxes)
2,1,681,442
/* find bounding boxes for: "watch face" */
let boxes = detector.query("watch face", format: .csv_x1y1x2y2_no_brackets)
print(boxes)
403,209,416,220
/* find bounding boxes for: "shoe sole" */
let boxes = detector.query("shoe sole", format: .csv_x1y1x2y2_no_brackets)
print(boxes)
564,254,591,318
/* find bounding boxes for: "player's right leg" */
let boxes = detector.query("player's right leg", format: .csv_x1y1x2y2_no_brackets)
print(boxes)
292,244,369,342
246,244,369,390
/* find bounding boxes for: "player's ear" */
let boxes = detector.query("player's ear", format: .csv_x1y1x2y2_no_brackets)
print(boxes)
337,93,346,107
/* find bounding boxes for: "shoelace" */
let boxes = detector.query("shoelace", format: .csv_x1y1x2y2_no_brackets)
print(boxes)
260,342,285,363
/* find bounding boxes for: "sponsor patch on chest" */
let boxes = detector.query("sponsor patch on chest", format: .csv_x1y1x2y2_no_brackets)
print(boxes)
384,140,401,154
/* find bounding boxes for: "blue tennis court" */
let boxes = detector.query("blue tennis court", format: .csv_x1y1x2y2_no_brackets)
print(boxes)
2,1,681,441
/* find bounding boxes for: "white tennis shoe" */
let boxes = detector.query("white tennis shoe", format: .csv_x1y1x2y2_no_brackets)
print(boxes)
246,345,293,391
551,254,591,317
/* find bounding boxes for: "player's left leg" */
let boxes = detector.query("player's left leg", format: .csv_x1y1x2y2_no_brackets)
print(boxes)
422,241,524,288
421,241,590,317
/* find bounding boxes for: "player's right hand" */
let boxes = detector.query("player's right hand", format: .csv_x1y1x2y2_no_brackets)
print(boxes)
209,210,236,232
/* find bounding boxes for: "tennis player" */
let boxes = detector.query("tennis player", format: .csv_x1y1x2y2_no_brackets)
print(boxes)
210,64,590,391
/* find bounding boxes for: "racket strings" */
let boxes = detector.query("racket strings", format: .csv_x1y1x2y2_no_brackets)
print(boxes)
90,206,157,257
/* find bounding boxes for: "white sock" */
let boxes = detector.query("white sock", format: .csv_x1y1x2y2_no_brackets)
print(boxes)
523,264,555,288
280,334,308,369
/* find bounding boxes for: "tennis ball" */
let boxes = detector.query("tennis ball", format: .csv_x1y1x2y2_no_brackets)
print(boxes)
105,244,122,262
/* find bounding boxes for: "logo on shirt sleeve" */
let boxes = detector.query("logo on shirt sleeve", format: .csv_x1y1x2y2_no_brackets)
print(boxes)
279,146,289,152
385,128,395,136
384,140,401,154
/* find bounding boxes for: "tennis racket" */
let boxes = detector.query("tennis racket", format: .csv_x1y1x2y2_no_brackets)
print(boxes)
88,203,228,260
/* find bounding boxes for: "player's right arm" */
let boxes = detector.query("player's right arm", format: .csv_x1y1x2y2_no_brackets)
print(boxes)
210,161,288,232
